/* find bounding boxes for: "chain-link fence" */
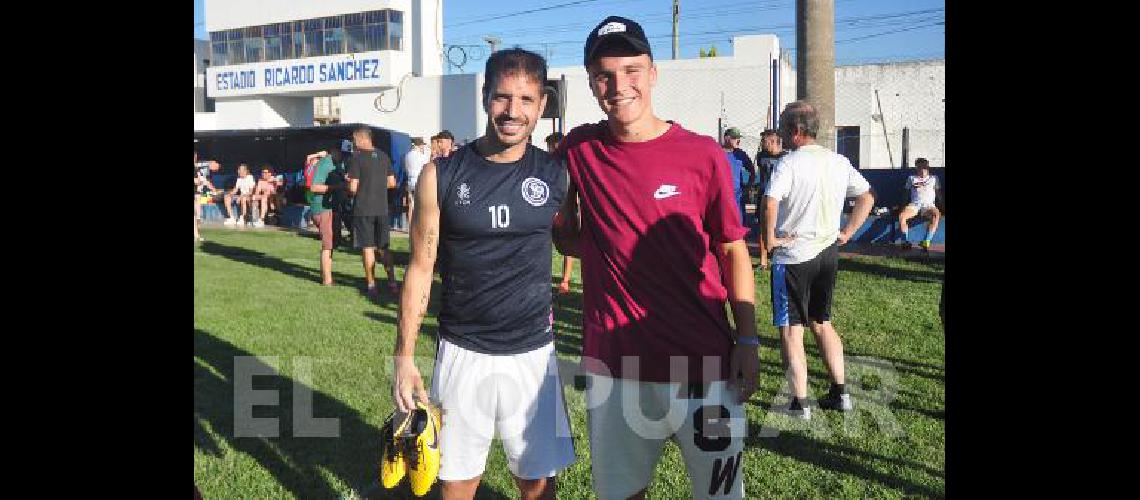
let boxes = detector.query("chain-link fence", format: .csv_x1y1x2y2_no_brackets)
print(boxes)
645,58,944,169
651,63,777,159
834,60,945,169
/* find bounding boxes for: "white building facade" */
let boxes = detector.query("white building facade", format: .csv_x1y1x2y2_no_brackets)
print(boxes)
197,0,443,131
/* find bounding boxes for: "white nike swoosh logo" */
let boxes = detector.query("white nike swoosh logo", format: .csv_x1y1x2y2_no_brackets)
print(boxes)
654,189,681,199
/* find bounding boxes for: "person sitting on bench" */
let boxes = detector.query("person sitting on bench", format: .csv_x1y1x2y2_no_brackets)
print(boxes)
224,164,256,226
252,165,284,227
896,158,942,250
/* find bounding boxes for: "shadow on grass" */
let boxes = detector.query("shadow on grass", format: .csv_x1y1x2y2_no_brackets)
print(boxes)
194,329,449,499
838,243,946,267
199,241,362,287
757,331,944,384
837,258,943,284
750,337,944,421
747,422,943,497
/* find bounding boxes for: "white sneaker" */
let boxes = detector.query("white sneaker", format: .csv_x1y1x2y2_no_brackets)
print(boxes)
223,218,237,226
253,220,265,228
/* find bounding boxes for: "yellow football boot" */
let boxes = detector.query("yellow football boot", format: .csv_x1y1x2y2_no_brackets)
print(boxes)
404,401,442,497
379,409,413,489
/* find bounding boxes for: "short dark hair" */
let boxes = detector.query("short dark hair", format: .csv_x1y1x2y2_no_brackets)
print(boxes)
779,101,820,139
436,130,454,141
760,129,780,139
545,132,564,144
482,47,548,107
916,157,930,168
352,125,372,141
411,137,425,146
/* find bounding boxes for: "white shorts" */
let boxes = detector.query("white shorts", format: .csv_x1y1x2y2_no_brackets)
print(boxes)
429,338,576,481
906,202,937,213
585,374,746,500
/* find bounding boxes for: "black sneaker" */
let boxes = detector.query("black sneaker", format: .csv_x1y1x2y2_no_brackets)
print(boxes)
781,397,812,420
818,391,853,411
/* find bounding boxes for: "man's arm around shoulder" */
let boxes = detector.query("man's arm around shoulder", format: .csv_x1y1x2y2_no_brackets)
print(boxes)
552,167,580,258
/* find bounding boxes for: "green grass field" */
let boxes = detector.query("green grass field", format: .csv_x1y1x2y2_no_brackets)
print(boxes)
194,227,945,499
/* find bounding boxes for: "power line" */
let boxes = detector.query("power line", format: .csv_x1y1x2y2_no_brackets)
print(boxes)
446,0,807,44
476,10,944,50
528,19,944,69
445,0,607,29
837,21,944,44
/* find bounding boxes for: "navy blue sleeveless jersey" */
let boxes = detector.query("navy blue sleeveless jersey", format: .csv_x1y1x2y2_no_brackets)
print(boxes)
434,142,568,354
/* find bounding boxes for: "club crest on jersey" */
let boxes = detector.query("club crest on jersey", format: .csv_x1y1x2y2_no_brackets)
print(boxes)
521,177,550,206
457,182,471,205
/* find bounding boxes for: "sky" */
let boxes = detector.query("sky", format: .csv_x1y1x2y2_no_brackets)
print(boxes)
194,0,944,72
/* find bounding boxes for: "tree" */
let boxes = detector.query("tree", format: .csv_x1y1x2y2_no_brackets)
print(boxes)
709,45,718,57
699,48,708,58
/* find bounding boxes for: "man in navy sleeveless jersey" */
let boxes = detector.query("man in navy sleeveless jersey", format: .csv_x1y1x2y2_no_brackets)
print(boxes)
553,15,758,500
392,48,574,500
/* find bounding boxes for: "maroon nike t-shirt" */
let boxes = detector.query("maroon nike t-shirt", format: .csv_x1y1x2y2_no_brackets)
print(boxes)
562,121,748,383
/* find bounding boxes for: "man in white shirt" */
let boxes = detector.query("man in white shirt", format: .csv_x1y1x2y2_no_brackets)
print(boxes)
224,164,256,226
897,157,942,250
403,137,432,225
764,101,875,420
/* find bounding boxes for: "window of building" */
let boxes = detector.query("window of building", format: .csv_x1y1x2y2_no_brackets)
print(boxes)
264,36,282,61
324,28,345,55
388,10,403,51
365,10,386,24
227,40,245,64
304,32,323,57
208,9,403,67
289,32,304,58
278,34,293,59
364,23,387,51
345,12,366,53
212,41,229,66
836,126,861,169
245,37,264,64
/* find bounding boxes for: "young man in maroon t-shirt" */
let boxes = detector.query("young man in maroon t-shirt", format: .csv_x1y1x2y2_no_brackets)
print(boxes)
554,15,758,500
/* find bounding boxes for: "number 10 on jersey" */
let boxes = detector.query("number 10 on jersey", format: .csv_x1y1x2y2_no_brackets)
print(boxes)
489,205,510,229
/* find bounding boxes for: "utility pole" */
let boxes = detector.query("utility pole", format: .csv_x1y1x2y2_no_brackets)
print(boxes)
796,0,835,150
672,0,680,60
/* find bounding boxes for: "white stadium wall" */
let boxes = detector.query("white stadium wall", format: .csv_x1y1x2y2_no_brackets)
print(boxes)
338,72,482,144
834,60,945,169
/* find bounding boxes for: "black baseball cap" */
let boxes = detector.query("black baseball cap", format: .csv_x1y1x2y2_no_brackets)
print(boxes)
583,16,652,66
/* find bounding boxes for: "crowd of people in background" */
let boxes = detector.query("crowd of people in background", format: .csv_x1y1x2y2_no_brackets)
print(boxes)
195,126,941,266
